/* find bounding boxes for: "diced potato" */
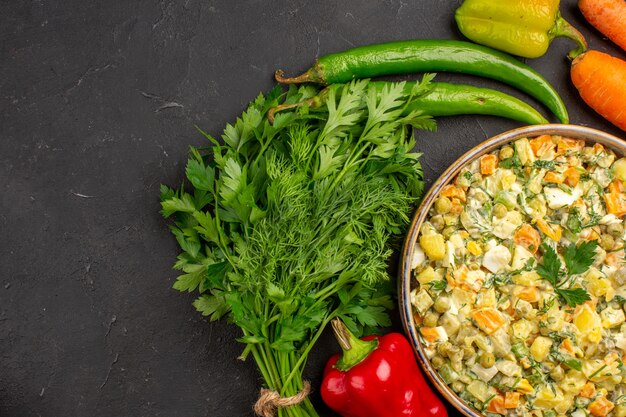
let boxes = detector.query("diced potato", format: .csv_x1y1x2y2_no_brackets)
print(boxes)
530,335,553,362
448,233,465,249
496,360,522,377
600,306,625,328
490,328,512,358
544,308,565,332
554,394,575,415
574,304,602,343
471,363,498,382
467,379,496,403
515,138,536,166
533,385,564,409
442,241,455,268
476,288,496,308
416,266,439,286
419,233,446,261
513,271,541,286
561,370,587,394
411,289,433,315
586,268,615,301
439,312,461,337
613,157,626,182
500,169,517,190
512,319,535,340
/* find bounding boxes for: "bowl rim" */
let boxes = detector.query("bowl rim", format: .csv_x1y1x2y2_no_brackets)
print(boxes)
398,124,626,417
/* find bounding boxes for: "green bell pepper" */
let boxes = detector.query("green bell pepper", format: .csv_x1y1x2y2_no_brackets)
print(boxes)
455,0,587,59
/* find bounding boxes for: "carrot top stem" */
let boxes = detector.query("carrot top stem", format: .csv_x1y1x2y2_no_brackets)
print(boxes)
551,12,588,60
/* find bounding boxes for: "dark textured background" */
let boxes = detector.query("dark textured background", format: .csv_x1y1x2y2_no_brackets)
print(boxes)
1,1,625,416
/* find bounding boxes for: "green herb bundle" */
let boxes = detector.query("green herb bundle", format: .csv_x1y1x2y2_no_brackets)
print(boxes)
160,79,432,417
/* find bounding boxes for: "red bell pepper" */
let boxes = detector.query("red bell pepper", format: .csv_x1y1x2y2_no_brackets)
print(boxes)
321,319,447,417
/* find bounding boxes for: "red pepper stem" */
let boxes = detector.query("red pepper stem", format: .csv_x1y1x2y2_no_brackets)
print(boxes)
331,318,378,372
550,12,588,60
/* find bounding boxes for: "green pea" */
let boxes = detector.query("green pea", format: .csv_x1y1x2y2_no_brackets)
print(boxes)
493,203,507,219
480,352,495,368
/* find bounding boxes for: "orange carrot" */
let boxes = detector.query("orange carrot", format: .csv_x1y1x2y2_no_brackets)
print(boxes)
571,50,626,131
579,0,626,52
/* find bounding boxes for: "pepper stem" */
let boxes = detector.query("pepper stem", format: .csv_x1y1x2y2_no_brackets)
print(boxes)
331,318,378,372
275,63,325,85
267,88,329,124
275,69,313,84
550,12,588,60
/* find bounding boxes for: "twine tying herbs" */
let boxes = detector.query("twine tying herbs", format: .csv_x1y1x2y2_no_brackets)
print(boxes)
253,382,311,417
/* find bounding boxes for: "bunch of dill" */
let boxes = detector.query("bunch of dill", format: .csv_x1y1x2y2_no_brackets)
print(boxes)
161,78,433,417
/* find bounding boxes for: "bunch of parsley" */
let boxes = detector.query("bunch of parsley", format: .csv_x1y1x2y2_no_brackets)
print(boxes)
160,79,432,417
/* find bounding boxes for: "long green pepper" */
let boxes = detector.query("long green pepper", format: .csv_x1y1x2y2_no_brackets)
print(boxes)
270,80,548,126
276,39,569,123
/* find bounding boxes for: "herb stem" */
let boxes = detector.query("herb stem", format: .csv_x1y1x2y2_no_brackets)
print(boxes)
280,313,336,394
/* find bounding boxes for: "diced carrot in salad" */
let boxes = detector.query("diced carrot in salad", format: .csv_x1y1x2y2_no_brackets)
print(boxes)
487,395,506,415
480,154,498,175
564,166,581,187
514,224,541,253
588,397,614,417
544,171,565,184
471,308,506,335
529,134,555,157
557,137,584,154
504,392,520,409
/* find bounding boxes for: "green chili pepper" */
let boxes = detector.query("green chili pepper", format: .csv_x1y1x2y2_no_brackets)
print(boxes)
268,81,548,126
455,0,587,59
275,40,569,123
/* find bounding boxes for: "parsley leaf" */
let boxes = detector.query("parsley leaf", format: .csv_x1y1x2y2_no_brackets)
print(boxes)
537,242,596,307
564,240,598,275
557,288,591,308
537,244,562,286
